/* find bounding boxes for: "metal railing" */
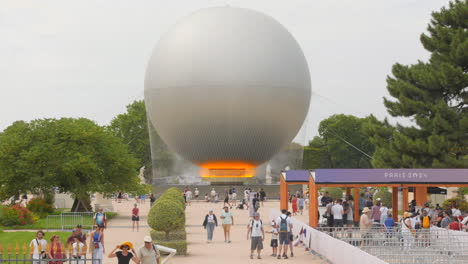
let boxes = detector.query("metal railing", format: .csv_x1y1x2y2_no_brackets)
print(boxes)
46,212,94,231
316,226,468,264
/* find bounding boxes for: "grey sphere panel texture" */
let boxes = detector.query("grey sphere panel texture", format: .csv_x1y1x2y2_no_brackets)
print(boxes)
145,7,311,167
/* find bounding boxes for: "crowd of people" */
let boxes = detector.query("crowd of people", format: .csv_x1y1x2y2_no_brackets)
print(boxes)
29,227,160,264
201,203,297,260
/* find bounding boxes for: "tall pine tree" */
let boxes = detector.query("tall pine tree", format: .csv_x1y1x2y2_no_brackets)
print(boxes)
366,0,468,168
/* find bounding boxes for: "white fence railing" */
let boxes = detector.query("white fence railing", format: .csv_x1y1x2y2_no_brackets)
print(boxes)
269,210,387,264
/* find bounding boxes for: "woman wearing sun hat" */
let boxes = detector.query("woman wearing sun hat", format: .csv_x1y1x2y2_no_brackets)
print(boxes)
359,207,372,246
401,211,415,250
108,242,139,264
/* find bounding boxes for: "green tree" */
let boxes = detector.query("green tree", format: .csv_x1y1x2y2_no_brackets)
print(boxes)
366,0,468,168
108,100,173,180
303,114,375,169
0,118,143,211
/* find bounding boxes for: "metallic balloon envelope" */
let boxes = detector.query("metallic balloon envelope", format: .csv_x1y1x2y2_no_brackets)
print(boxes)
145,7,311,178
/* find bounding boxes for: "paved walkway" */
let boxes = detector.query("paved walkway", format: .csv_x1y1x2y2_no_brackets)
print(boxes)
96,199,323,264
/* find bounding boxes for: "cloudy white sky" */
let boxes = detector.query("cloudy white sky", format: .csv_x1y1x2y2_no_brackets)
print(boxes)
0,0,449,143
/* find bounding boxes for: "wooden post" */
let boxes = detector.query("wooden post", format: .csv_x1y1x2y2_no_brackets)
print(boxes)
402,186,409,212
392,187,398,221
345,187,351,197
309,176,318,228
415,186,428,207
280,173,288,211
354,187,360,223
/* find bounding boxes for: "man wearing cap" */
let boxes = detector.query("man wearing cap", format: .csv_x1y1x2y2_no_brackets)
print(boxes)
138,236,161,264
66,229,77,247
247,212,265,259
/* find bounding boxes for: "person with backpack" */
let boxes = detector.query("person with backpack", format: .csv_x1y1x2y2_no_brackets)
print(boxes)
93,208,107,229
276,209,293,259
247,212,265,259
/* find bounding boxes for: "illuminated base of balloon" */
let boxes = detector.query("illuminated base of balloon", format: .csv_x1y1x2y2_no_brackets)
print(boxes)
199,161,256,178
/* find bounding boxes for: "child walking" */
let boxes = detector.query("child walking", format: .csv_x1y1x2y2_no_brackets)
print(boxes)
267,221,279,257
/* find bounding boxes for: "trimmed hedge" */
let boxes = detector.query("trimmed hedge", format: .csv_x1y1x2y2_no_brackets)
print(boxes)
151,229,186,241
161,188,185,207
148,199,185,239
154,240,187,256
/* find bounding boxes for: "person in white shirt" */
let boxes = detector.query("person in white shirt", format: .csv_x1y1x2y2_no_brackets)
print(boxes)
71,236,85,264
247,212,265,260
267,222,279,257
380,204,389,224
210,188,216,202
452,206,461,217
185,189,192,206
30,230,47,264
318,193,323,207
194,188,199,200
331,199,344,227
276,209,293,259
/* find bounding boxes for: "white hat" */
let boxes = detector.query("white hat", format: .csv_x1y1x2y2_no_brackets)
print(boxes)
143,236,152,243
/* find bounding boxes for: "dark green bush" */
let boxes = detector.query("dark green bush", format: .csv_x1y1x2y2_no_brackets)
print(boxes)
323,187,344,200
154,240,187,255
442,197,468,212
151,229,186,241
162,188,185,207
148,199,185,240
27,198,54,218
0,205,36,226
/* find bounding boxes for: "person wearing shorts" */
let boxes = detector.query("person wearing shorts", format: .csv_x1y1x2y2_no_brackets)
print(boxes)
247,212,264,259
132,203,140,232
220,206,234,243
276,209,292,259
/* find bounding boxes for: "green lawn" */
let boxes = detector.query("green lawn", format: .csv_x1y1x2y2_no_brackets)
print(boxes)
2,212,117,230
0,231,71,249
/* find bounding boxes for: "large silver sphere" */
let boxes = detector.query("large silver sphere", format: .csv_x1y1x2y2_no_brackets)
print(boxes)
145,7,311,170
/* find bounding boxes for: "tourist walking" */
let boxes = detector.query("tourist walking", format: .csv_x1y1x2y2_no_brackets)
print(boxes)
247,212,265,259
71,236,85,264
93,208,107,229
223,192,231,208
286,211,294,257
210,188,216,202
291,195,298,215
108,242,139,264
220,206,234,243
149,194,156,207
244,189,250,209
186,188,192,206
267,222,279,257
30,230,47,264
231,187,237,205
401,212,415,250
298,196,305,215
202,209,218,243
138,236,161,264
380,203,389,224
259,188,266,206
132,203,140,232
194,188,199,200
331,199,344,227
371,201,382,225
360,207,372,246
276,209,293,259
48,234,67,264
89,226,105,264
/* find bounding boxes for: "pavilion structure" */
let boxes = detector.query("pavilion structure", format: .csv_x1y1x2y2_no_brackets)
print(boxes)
279,169,468,228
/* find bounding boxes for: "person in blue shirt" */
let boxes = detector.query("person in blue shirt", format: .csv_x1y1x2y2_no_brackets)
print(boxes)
359,193,366,216
384,213,395,238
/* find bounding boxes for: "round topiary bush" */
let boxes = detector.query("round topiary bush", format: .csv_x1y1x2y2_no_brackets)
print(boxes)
373,190,392,208
161,188,185,207
148,199,185,240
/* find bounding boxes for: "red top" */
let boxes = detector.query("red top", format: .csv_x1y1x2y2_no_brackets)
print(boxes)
132,208,139,216
448,222,461,231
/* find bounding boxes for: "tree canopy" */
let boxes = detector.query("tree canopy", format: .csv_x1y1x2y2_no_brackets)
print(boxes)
0,118,143,206
366,0,468,168
303,114,376,169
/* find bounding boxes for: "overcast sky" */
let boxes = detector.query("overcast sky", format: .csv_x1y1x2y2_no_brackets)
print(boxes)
0,0,449,143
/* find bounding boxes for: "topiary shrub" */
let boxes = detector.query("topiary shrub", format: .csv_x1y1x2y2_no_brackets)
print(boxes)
154,240,187,255
148,199,185,240
151,229,186,241
323,187,344,200
162,188,185,207
373,190,393,208
0,205,36,226
442,197,468,212
27,198,55,218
